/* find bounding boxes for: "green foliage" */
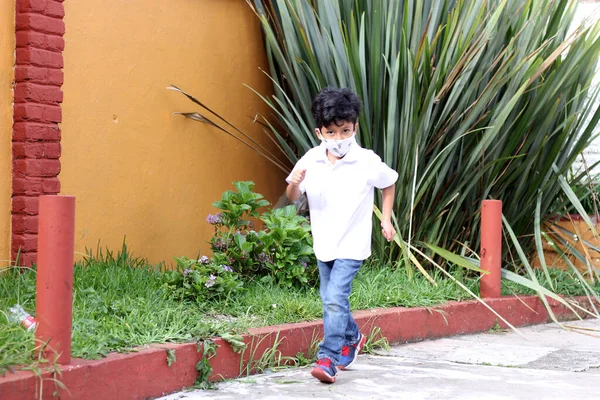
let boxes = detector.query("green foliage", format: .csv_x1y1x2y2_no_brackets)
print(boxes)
247,0,600,264
195,340,218,390
502,268,600,297
220,332,247,353
553,180,600,215
208,181,317,288
0,316,35,376
259,205,317,287
166,349,177,367
162,256,243,303
212,181,270,229
239,331,297,376
294,351,314,367
362,326,390,355
3,242,599,375
292,332,320,367
14,243,244,362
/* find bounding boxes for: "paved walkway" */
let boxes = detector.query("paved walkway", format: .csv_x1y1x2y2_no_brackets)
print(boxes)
158,319,600,400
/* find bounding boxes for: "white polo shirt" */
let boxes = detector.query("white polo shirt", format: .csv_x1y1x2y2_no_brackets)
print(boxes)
286,143,398,262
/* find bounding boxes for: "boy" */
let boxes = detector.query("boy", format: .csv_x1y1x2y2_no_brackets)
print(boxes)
286,87,398,383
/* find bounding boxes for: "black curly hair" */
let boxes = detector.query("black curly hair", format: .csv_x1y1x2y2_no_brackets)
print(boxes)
311,87,362,129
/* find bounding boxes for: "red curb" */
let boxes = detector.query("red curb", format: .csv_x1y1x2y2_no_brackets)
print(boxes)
0,295,596,400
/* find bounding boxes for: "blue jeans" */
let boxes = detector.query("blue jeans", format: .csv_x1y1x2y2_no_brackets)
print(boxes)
317,258,362,364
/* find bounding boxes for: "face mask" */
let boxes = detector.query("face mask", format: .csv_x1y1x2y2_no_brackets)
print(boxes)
320,133,356,158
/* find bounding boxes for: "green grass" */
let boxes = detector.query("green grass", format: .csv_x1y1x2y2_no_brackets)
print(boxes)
0,267,37,375
201,259,479,327
1,247,597,376
0,247,239,375
501,268,600,297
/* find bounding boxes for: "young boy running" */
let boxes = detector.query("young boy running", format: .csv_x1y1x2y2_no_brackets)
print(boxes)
286,87,398,383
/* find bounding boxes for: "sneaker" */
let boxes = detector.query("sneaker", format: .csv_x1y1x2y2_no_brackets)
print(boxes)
311,358,337,383
337,333,366,370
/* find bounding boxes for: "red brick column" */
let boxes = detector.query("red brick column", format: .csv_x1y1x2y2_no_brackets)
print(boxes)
12,0,65,267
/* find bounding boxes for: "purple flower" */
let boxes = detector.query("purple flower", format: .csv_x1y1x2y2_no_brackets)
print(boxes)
206,213,223,225
257,252,270,265
213,238,227,251
248,220,255,229
221,265,233,272
183,268,192,276
198,255,210,264
205,274,216,288
300,261,308,268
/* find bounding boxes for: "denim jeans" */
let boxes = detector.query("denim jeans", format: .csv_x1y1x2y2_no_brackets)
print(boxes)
317,258,362,364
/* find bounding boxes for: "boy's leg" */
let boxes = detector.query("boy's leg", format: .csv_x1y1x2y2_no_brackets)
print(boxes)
317,258,362,365
344,313,360,345
312,260,338,383
317,260,334,303
338,307,366,370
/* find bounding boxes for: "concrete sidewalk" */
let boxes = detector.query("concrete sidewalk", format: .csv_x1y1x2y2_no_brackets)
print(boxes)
158,319,600,400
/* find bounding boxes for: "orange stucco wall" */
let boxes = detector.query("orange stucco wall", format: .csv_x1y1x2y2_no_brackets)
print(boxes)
0,0,14,266
60,0,287,265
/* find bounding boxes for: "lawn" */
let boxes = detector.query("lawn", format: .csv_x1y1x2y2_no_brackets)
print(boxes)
1,244,597,376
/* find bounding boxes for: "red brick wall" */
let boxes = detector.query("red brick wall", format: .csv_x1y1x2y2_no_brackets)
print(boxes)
12,0,64,266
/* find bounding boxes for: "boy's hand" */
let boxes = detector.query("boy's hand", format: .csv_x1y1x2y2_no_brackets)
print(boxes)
290,168,306,186
381,220,396,242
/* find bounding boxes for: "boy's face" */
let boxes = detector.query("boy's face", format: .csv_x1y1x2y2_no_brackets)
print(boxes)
315,121,357,141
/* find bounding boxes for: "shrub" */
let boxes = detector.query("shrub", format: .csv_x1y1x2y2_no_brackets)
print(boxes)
163,256,243,302
247,0,600,263
259,205,316,287
208,181,317,288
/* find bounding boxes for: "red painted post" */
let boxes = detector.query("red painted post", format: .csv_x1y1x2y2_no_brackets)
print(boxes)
35,195,75,364
480,200,502,298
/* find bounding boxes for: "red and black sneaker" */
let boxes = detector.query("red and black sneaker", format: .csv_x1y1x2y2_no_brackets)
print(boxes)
338,333,366,370
311,357,337,383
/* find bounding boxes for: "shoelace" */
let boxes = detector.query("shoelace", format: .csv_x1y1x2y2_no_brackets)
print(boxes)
316,358,332,368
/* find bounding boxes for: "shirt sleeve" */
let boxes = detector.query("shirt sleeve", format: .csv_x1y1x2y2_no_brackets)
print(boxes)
367,152,398,189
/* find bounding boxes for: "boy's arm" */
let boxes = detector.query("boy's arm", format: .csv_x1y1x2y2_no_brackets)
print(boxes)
286,182,302,202
380,184,396,242
286,168,306,202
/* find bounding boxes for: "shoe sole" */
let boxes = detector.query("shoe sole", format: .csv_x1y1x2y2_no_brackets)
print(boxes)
337,334,367,370
311,367,336,383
